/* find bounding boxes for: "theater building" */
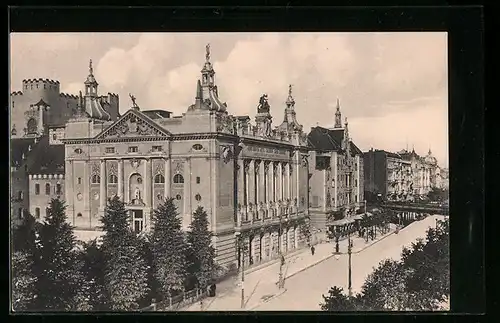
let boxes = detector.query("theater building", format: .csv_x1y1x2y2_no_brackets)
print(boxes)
61,46,311,269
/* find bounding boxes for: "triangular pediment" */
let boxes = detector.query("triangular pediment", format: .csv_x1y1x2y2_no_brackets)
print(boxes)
94,109,171,140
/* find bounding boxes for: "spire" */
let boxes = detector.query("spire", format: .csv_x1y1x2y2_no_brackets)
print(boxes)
84,58,98,96
196,80,202,100
334,97,342,128
205,43,211,63
286,84,295,108
201,43,215,89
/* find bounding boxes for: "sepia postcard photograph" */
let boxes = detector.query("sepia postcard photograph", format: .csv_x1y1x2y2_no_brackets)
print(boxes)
10,31,450,312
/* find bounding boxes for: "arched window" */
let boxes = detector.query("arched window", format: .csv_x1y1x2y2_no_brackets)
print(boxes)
173,174,184,184
35,183,40,195
77,213,82,217
18,208,23,219
154,174,165,184
52,133,57,141
77,177,82,185
18,191,23,200
45,183,51,195
91,175,100,184
56,183,62,195
109,174,118,184
27,118,37,134
35,208,40,219
11,128,17,136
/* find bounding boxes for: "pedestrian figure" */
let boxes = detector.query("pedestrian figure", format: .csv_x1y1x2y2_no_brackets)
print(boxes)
280,254,285,267
311,245,315,256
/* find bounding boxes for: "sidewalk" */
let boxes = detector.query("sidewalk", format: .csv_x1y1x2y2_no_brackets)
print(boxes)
181,225,397,311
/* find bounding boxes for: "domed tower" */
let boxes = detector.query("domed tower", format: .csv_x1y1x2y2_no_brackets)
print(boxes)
187,44,228,114
276,84,303,138
82,59,111,121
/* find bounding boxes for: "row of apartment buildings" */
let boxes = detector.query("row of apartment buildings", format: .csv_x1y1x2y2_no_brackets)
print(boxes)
10,47,364,270
363,148,449,202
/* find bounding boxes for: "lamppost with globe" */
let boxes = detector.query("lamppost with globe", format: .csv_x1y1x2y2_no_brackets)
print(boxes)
234,231,245,309
334,232,353,297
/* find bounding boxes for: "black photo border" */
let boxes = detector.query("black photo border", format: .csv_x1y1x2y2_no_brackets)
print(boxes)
6,5,487,323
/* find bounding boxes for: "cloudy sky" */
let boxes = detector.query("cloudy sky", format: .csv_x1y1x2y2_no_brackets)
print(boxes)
10,32,448,167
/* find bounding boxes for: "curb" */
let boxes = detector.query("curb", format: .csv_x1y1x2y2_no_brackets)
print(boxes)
247,288,288,311
283,229,398,282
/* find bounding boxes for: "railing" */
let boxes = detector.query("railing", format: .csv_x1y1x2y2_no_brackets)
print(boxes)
237,199,301,226
382,201,449,214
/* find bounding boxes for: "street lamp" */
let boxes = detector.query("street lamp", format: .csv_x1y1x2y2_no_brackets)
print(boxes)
277,214,285,289
347,233,353,297
234,231,245,309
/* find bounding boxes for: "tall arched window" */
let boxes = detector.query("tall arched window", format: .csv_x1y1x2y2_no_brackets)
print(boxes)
18,208,23,219
173,174,184,184
45,183,51,195
35,208,40,219
27,118,37,134
154,174,165,184
91,174,101,184
35,183,40,195
109,174,118,184
56,183,62,195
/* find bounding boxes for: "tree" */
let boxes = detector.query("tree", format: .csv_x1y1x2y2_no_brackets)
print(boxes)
152,198,187,300
36,198,81,311
186,207,216,291
101,196,150,311
401,219,449,310
73,239,107,311
321,218,450,311
320,286,360,311
360,259,411,310
12,251,37,311
11,212,39,311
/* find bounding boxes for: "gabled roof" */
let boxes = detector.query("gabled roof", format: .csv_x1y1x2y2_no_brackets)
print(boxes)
307,126,362,155
94,108,172,140
27,136,65,175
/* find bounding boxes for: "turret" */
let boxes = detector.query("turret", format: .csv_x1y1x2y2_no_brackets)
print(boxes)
334,98,342,129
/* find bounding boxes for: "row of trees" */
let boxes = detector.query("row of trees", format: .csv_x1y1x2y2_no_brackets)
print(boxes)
320,218,449,311
11,196,217,311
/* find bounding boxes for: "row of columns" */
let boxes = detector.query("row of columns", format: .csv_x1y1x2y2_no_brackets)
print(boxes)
240,159,296,207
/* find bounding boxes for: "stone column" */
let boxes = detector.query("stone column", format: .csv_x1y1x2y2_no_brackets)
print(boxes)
296,154,301,207
286,163,291,200
117,159,124,200
254,160,260,206
276,162,282,202
268,162,274,202
259,160,266,203
99,160,107,210
164,158,171,198
237,159,245,226
248,160,256,220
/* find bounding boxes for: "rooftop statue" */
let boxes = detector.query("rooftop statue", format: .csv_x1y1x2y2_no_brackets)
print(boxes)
257,94,270,114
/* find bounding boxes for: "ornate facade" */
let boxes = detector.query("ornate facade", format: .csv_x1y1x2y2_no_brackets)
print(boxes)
307,99,364,231
59,46,310,269
364,147,442,201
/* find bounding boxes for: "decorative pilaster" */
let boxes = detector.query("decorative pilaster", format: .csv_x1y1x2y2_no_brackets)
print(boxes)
164,158,171,198
184,157,192,221
144,158,152,207
285,163,290,200
99,160,107,210
117,159,124,199
237,158,245,224
65,161,74,215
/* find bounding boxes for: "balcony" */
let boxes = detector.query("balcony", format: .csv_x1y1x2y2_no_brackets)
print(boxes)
236,198,302,229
